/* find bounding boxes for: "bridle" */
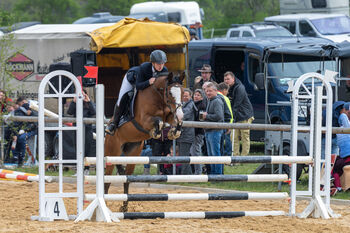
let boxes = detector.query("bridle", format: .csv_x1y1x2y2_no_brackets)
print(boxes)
152,78,183,123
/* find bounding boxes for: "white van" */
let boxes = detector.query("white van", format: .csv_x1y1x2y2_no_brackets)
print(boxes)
265,13,350,42
130,1,202,26
279,0,349,15
130,1,203,38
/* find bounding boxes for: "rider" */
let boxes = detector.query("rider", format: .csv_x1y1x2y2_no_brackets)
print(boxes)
105,50,168,135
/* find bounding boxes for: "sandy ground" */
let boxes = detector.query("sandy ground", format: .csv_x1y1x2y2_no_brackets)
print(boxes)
0,180,349,233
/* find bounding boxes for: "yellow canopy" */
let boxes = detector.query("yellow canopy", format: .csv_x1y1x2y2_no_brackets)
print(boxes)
89,18,190,53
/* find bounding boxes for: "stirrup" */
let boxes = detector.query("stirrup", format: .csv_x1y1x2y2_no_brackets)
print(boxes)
105,123,116,135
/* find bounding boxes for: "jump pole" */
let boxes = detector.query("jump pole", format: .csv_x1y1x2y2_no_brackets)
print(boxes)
84,192,289,202
85,155,313,165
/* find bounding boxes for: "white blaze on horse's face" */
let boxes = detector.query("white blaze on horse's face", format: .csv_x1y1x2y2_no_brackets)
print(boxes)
170,86,183,122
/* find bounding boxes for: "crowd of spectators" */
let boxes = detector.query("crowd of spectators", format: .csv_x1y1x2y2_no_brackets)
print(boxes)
144,64,254,175
1,91,38,167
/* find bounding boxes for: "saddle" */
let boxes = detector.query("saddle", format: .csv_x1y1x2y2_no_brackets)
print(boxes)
118,89,137,128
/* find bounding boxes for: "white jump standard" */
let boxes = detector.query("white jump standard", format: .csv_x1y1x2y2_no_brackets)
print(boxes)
32,70,339,222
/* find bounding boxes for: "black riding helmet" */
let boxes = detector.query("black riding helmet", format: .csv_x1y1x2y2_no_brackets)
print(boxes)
150,50,167,64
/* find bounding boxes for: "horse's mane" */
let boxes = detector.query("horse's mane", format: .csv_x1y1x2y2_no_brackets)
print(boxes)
154,72,184,86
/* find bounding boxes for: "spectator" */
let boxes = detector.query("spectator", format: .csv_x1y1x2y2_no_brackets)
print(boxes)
189,28,199,41
164,145,182,174
224,71,254,156
177,88,196,174
202,82,224,175
217,82,233,157
141,140,152,175
12,96,37,166
235,62,245,82
67,89,96,175
331,102,350,195
3,101,17,163
193,64,215,90
190,89,207,174
151,127,172,175
0,90,11,113
321,101,344,160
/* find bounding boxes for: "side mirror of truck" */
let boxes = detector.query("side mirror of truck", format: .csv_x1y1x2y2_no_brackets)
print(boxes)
255,73,265,90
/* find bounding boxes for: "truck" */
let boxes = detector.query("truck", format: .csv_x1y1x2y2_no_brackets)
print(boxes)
279,0,349,15
188,37,350,177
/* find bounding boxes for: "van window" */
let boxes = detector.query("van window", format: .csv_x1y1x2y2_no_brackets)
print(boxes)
299,20,316,36
230,30,240,37
275,21,296,34
242,31,253,37
167,12,181,23
311,0,327,8
248,56,260,83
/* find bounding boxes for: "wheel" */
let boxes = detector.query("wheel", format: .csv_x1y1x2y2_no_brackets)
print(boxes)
282,145,304,181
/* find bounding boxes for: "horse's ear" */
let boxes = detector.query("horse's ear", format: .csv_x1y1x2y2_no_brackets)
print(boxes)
167,72,174,83
179,72,186,83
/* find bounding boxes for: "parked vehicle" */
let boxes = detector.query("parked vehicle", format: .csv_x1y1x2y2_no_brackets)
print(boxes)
188,37,350,172
226,23,293,39
279,0,349,15
265,13,350,43
130,1,203,39
73,12,124,24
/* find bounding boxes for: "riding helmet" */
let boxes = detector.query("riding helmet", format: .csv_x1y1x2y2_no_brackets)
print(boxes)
150,50,167,64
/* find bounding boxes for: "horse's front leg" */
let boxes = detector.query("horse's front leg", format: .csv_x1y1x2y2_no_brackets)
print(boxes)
104,164,115,194
167,122,182,140
149,117,163,139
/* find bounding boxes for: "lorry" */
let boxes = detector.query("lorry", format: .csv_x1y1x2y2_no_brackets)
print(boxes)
188,37,350,177
279,0,349,15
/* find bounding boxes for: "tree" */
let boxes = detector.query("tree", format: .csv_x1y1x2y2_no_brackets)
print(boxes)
13,0,81,23
82,0,141,17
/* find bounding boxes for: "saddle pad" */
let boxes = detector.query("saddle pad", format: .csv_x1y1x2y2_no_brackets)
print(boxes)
118,89,138,127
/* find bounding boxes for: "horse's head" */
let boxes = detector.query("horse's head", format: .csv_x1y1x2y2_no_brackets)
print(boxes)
153,72,185,123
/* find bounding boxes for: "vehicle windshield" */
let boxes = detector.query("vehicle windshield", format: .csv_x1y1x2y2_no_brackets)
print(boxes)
311,16,350,35
268,60,336,85
255,28,293,37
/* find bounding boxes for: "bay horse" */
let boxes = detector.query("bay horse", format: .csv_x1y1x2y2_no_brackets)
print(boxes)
104,72,185,211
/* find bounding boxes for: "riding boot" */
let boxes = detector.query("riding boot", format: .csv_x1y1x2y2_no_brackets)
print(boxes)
105,93,130,135
105,102,121,135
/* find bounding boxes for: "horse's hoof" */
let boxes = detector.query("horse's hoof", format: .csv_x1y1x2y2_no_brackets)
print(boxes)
150,128,161,139
119,205,128,212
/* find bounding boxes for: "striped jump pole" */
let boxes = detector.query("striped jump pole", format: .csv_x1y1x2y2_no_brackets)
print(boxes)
0,172,53,182
84,192,289,202
110,211,286,220
84,155,313,166
85,174,289,184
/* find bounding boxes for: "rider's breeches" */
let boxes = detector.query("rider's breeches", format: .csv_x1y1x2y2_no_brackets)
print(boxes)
117,74,133,106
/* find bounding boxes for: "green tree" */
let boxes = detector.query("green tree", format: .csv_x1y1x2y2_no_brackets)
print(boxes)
82,0,142,16
13,0,81,23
